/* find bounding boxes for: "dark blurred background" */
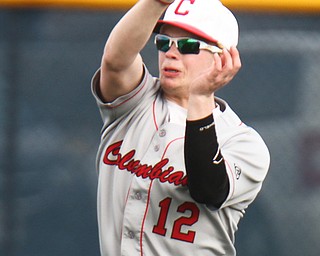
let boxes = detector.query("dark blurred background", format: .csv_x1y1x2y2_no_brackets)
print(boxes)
1,1,320,256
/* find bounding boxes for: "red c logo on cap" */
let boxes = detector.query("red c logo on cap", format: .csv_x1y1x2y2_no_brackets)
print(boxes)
175,0,196,16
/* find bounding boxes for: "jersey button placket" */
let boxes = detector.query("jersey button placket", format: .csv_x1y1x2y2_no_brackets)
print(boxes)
154,129,166,152
135,192,142,200
128,230,135,239
154,144,160,152
159,129,166,137
121,178,151,255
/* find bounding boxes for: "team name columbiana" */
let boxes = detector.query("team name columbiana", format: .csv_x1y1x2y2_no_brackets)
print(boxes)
103,141,188,186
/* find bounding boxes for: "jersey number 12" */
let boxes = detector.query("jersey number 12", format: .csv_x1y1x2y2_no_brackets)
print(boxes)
152,197,200,243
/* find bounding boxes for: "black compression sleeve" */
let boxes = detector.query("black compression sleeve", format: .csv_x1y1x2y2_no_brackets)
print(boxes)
184,114,229,208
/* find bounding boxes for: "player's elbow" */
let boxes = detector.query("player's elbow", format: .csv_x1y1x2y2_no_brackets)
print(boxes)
102,50,123,72
188,179,229,208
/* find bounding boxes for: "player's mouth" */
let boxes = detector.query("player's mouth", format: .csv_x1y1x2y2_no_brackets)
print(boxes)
162,67,180,77
165,68,178,72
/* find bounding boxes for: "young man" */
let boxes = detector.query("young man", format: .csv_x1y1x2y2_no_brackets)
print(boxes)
91,0,270,255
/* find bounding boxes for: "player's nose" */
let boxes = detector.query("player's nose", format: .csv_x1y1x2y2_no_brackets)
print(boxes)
165,44,180,58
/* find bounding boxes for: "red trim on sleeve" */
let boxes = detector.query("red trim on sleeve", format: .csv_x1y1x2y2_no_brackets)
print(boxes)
106,75,149,109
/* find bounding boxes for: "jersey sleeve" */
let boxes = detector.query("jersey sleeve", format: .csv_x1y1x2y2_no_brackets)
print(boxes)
91,65,159,127
214,98,270,211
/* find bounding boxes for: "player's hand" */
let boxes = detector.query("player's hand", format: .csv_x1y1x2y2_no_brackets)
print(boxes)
189,46,241,97
187,47,241,119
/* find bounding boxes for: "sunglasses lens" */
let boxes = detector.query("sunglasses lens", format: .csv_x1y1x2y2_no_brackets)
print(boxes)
156,36,171,52
155,35,201,54
178,39,200,54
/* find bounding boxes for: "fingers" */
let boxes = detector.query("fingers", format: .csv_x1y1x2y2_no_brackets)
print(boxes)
221,46,241,72
190,47,241,96
217,46,241,80
213,52,222,71
207,46,241,91
229,46,242,72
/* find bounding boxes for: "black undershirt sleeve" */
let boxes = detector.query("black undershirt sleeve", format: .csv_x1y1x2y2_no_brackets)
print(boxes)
184,114,229,208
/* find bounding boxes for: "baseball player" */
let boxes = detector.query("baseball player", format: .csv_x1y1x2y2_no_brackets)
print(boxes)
91,0,270,255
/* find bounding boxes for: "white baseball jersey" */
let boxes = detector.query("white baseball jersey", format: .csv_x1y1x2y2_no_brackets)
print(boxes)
91,66,270,256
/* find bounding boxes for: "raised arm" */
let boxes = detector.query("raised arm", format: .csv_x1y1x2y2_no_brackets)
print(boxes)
184,47,242,207
99,0,172,102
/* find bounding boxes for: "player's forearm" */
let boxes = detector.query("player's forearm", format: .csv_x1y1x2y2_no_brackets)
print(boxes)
184,114,229,208
102,0,169,71
187,94,216,121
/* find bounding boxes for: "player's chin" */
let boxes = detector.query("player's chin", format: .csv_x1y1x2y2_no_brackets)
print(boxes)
160,72,181,84
159,77,178,91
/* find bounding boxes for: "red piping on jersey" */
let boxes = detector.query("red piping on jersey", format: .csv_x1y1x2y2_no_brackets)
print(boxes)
152,96,159,131
140,95,159,255
120,188,132,241
139,135,185,255
106,74,149,109
140,91,186,254
161,137,185,159
140,180,154,256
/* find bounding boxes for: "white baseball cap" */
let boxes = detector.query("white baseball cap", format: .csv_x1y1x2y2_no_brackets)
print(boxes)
154,0,239,49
